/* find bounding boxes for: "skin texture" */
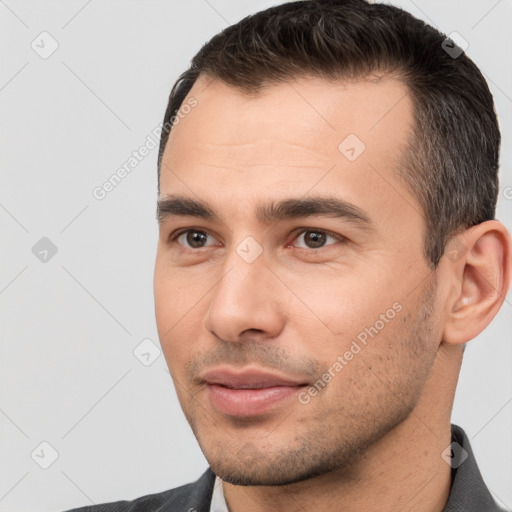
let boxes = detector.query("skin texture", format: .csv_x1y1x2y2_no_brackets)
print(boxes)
154,75,511,512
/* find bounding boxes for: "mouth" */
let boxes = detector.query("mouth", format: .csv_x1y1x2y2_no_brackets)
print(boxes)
201,367,309,416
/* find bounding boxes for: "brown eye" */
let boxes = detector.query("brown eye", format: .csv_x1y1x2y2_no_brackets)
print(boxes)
294,230,338,249
174,230,217,249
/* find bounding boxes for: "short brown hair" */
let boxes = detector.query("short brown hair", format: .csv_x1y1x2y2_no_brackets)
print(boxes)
157,0,500,268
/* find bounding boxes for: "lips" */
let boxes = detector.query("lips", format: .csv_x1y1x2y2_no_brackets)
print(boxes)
201,368,309,416
202,368,308,389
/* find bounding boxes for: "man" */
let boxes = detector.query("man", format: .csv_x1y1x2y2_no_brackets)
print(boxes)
66,0,511,510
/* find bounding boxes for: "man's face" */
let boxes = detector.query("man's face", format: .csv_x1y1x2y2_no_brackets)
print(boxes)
154,75,443,485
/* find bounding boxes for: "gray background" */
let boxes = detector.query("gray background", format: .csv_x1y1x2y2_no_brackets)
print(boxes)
1,1,511,510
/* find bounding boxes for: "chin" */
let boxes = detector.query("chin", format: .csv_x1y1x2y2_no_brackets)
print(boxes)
207,449,344,487
211,464,317,487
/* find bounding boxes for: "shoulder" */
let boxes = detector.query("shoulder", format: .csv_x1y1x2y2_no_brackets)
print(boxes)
63,468,216,512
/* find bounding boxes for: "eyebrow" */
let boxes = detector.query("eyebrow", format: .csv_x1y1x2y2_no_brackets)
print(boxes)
156,194,373,229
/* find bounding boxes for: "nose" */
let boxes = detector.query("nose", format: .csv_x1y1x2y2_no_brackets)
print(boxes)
203,247,285,343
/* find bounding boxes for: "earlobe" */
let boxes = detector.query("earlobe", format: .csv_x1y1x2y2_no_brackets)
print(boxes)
442,220,512,346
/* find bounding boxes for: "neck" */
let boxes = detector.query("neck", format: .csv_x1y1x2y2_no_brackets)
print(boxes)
222,343,462,512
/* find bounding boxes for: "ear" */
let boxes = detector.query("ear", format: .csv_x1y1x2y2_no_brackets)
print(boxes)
442,220,512,345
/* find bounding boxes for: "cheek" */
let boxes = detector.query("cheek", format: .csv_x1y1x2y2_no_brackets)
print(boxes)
284,267,400,339
154,263,202,367
154,257,209,328
283,272,410,385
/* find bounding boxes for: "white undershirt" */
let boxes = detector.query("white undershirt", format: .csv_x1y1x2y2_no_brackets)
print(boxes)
209,475,229,512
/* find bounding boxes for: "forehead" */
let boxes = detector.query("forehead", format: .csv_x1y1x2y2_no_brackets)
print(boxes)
166,74,412,148
160,74,418,227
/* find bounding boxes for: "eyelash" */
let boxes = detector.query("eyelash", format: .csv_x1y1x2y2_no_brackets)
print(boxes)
168,228,344,251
